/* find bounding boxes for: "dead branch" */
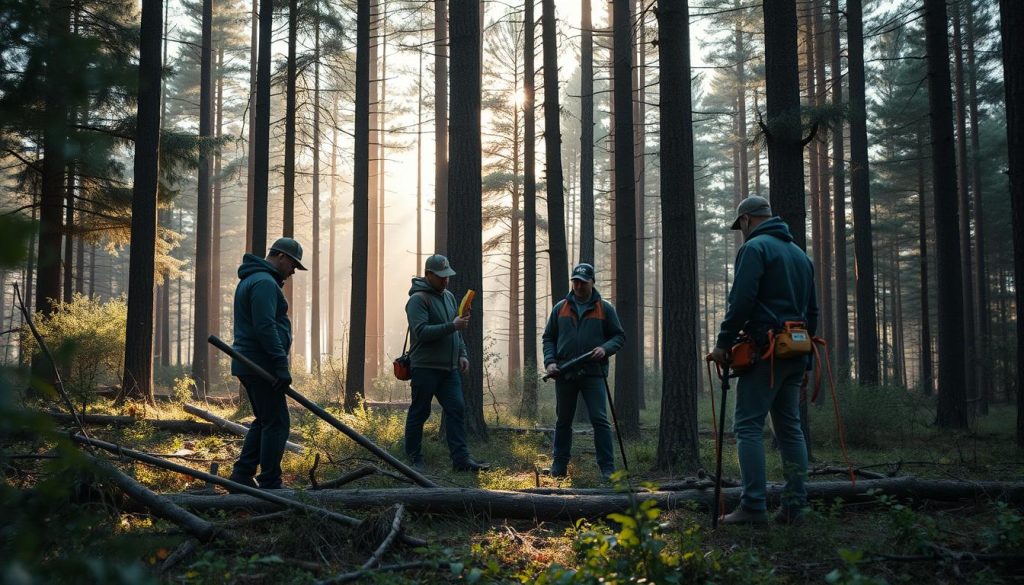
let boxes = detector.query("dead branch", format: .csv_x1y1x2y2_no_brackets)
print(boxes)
93,388,236,407
72,433,427,547
314,464,377,490
48,412,223,435
183,402,305,453
164,478,1024,522
215,511,291,528
160,539,200,574
809,465,887,480
361,504,405,570
84,453,219,542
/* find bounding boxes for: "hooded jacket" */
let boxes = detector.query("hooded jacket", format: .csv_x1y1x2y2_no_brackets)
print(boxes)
542,288,625,378
715,216,818,350
405,277,468,370
231,254,292,379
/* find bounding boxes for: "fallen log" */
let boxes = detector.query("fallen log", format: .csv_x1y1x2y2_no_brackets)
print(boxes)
72,433,427,547
93,388,237,407
164,477,1024,522
48,412,223,435
182,403,305,454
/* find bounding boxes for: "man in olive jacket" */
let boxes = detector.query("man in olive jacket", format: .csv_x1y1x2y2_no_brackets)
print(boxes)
542,263,625,480
710,196,817,525
404,254,489,472
228,237,305,490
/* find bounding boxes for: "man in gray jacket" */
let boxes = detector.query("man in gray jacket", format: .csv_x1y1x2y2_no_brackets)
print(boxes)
403,254,489,472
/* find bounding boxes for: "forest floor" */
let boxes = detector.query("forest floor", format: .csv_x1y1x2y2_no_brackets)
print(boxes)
3,375,1023,584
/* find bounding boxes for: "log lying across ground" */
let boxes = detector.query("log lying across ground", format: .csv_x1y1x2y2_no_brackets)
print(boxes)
48,412,222,435
93,388,237,407
164,477,1024,522
183,403,305,454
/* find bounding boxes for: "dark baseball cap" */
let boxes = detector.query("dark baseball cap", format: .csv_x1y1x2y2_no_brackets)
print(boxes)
269,237,307,270
424,254,456,277
571,263,595,282
730,195,773,230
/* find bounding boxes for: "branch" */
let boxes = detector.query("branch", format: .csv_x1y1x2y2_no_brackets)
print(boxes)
361,505,405,570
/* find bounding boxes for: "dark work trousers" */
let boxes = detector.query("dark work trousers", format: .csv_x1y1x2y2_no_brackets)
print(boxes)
552,376,615,475
232,374,290,488
404,367,470,463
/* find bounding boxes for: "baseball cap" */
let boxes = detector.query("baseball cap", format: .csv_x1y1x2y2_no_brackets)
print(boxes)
730,195,773,230
570,263,595,282
424,254,456,277
269,237,307,270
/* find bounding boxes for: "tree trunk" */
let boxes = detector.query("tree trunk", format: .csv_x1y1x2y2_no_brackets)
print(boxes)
329,116,338,359
846,0,879,386
735,0,749,199
965,0,989,415
806,2,821,349
311,4,322,376
814,0,833,357
830,0,849,375
63,155,75,304
612,0,640,437
951,6,977,409
654,0,700,472
251,0,273,256
434,0,449,253
579,0,595,265
346,0,371,411
364,0,381,392
209,46,224,387
997,0,1024,446
448,0,486,439
121,0,163,403
925,0,968,428
191,0,213,401
542,0,569,303
635,0,647,404
283,0,297,322
522,0,539,420
246,0,258,253
36,1,70,320
509,94,522,393
917,133,933,396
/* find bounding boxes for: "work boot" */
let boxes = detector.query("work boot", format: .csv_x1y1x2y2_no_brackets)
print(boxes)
226,472,258,493
453,458,491,472
719,506,769,525
410,455,426,473
542,466,568,478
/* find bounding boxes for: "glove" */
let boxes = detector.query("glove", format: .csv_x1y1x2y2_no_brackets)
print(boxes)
274,371,292,393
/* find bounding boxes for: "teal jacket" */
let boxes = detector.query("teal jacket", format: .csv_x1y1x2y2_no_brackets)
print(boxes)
405,278,468,370
231,254,292,379
542,289,625,378
715,217,818,350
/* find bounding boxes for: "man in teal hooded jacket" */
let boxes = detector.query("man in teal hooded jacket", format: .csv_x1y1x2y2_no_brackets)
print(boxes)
711,196,818,525
228,237,305,490
403,254,489,473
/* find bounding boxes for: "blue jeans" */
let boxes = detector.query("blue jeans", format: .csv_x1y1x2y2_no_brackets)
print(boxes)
233,375,290,489
552,376,615,474
404,367,470,463
733,356,808,511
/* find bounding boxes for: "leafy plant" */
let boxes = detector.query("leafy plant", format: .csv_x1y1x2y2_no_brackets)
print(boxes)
825,549,889,585
981,502,1024,553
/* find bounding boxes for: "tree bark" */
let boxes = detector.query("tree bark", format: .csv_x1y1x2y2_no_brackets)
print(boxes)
251,0,273,256
311,4,322,376
120,0,162,403
917,133,933,396
346,0,371,411
434,0,449,254
448,0,486,439
191,0,213,401
925,0,968,428
814,0,833,357
209,46,224,386
997,0,1024,446
846,0,879,385
612,0,640,436
654,0,700,472
542,0,569,303
246,0,258,253
579,0,595,265
522,0,539,420
830,0,849,374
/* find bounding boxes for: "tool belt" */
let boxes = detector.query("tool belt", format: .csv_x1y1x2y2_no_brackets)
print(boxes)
762,321,813,361
730,333,758,376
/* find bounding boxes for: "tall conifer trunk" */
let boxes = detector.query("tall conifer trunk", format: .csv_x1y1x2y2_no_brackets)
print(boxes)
190,0,214,400
830,0,849,373
521,0,539,419
579,0,595,265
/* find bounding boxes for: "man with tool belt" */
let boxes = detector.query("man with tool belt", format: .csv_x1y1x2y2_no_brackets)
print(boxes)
229,237,305,490
710,196,818,524
543,263,626,481
404,254,490,473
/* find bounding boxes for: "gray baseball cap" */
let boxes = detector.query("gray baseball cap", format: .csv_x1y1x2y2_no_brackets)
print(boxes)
269,237,307,270
424,254,456,277
571,263,595,282
730,195,773,230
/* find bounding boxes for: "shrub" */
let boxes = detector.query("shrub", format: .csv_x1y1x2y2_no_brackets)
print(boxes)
22,294,127,400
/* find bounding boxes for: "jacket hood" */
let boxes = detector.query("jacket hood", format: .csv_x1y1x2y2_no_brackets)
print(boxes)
409,276,443,296
238,253,284,284
748,216,794,243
